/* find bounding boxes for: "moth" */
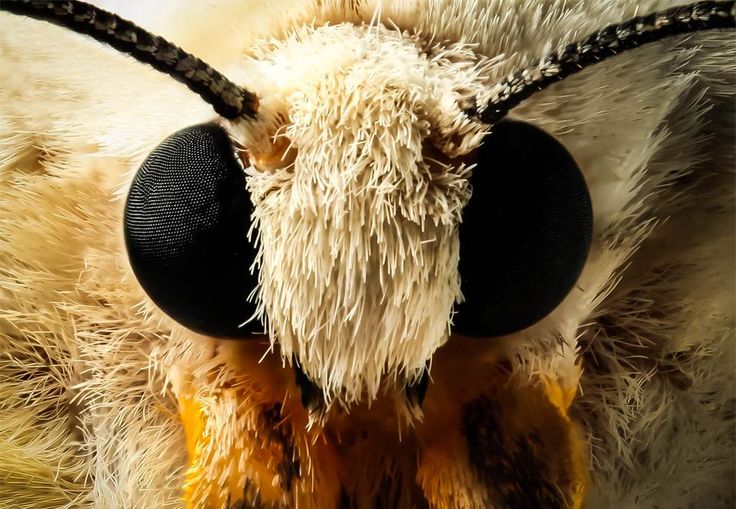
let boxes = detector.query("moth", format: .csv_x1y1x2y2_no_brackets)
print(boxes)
0,0,734,508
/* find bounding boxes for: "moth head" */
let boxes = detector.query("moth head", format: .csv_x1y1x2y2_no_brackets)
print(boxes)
122,20,595,404
6,0,731,408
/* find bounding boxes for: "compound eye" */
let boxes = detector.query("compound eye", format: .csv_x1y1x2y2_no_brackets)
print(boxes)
453,120,593,337
124,124,261,338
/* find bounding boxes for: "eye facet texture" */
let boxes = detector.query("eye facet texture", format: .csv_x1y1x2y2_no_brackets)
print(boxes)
124,124,261,338
453,120,593,337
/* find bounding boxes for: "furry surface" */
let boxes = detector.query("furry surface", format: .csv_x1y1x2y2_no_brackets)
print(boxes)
0,1,733,508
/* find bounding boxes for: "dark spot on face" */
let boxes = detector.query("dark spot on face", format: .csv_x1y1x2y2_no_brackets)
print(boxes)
339,486,356,509
261,403,301,492
225,479,266,509
404,369,430,410
294,363,326,415
374,475,398,509
461,396,567,509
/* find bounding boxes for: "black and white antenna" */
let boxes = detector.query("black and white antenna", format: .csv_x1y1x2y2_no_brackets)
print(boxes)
0,0,258,119
476,0,736,124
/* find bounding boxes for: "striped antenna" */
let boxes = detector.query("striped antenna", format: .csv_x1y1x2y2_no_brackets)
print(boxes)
476,0,735,124
1,0,258,119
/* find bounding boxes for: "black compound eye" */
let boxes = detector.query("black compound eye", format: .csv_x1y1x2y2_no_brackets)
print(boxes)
124,124,261,338
453,120,593,337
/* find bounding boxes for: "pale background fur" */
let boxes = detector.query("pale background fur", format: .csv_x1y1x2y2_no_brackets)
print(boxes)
0,1,733,508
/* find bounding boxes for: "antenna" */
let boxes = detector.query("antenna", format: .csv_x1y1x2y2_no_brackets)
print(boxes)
476,0,735,124
1,0,258,119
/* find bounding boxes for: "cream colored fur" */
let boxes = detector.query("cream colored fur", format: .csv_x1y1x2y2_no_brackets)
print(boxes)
0,1,733,508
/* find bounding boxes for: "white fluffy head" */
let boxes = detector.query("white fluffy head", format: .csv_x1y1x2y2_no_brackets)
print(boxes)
232,23,495,403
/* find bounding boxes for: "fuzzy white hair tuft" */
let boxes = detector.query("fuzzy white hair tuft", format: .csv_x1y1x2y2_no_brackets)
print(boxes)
231,22,499,404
